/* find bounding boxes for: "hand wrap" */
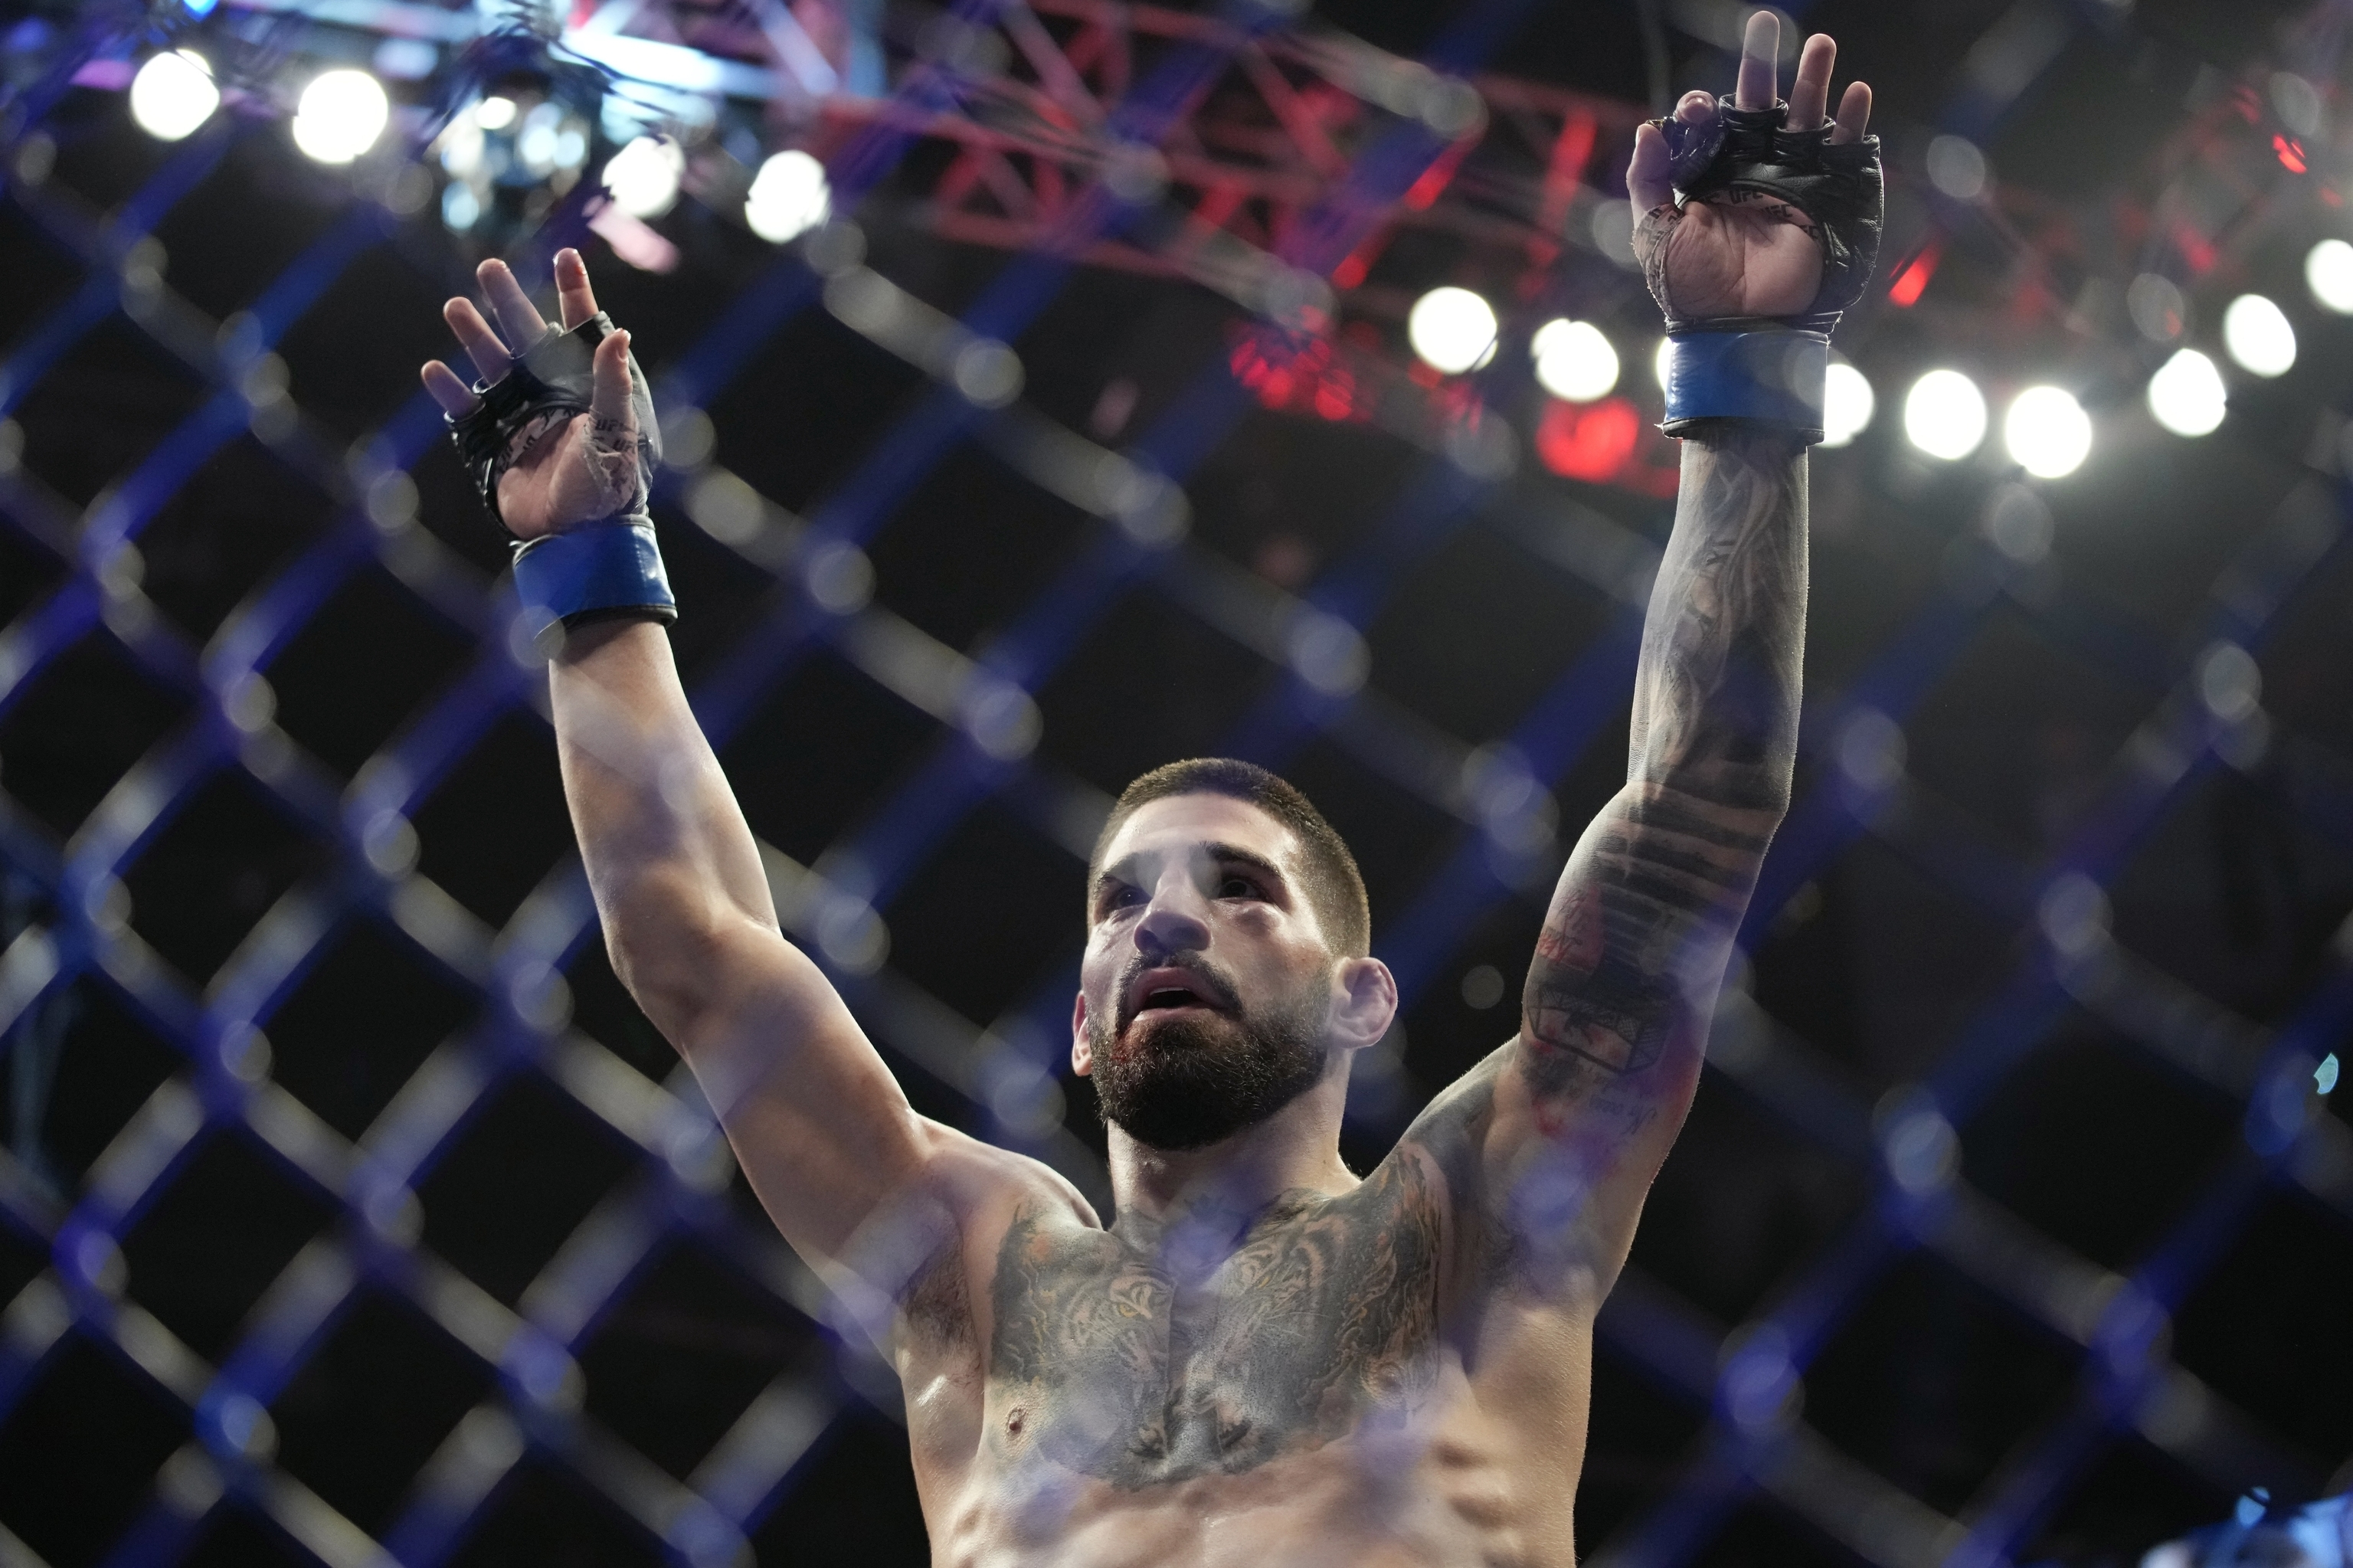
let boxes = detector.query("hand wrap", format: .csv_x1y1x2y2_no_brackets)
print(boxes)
444,312,676,647
1638,97,1883,441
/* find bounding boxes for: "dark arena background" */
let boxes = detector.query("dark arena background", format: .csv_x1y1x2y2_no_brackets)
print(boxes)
2,0,2351,1563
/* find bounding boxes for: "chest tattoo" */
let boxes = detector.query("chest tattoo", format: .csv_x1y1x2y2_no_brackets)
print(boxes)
986,1154,1445,1488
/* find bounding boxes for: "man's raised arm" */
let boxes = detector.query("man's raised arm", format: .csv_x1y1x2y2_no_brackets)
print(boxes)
419,251,1024,1296
1445,17,1877,1272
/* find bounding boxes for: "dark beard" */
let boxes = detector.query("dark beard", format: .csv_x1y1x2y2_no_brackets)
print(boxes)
1088,963,1330,1152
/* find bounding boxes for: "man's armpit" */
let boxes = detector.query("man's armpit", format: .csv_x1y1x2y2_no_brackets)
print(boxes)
899,1230,976,1350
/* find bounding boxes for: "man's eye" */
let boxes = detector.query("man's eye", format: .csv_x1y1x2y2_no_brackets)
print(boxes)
1217,876,1260,899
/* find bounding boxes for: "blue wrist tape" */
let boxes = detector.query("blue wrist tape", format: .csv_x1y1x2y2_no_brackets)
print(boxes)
1659,329,1830,442
510,523,676,651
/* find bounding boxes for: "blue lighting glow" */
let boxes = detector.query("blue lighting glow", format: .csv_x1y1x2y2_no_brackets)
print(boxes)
182,0,219,15
2319,1052,2340,1096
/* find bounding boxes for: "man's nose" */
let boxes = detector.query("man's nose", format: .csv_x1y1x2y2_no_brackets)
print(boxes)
1134,876,1211,956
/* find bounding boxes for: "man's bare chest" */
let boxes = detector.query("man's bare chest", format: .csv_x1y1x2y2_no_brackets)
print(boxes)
980,1160,1447,1489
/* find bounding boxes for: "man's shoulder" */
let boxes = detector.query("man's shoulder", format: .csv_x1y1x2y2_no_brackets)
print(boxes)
915,1118,1101,1232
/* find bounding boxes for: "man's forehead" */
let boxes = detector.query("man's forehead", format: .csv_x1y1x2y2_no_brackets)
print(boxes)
1098,794,1301,872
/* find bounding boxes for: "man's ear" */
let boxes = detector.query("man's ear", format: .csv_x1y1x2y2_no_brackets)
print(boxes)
1329,957,1399,1052
1070,991,1093,1077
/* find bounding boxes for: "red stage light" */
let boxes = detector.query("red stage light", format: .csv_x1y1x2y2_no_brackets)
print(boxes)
1888,243,1940,307
1535,397,1641,483
2275,135,2307,172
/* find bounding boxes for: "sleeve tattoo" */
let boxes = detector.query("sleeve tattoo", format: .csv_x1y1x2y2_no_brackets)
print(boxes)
1520,427,1807,1117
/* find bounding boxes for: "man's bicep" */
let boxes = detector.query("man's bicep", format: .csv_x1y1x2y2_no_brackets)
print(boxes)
667,920,946,1266
1468,783,1774,1268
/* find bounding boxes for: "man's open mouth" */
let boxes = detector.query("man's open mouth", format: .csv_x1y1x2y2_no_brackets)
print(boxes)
1124,965,1233,1022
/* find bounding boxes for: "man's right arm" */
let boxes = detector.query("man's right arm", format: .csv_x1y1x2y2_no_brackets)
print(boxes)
416,248,1075,1318
550,617,966,1279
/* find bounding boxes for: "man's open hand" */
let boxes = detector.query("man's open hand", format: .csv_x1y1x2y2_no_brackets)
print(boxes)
420,249,640,540
1628,13,1872,321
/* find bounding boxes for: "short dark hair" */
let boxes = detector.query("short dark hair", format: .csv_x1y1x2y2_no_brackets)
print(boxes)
1087,758,1371,957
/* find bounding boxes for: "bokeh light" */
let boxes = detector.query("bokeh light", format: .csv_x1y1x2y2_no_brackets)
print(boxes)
1407,286,1499,375
602,136,685,219
2003,385,2093,479
745,150,832,243
2305,239,2353,315
2147,348,2227,437
128,50,218,142
1820,360,1875,448
2221,293,2296,377
1903,368,1987,460
1531,319,1619,402
290,68,391,164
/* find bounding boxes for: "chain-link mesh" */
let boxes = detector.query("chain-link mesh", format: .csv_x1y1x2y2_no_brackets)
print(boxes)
2,2,2351,1566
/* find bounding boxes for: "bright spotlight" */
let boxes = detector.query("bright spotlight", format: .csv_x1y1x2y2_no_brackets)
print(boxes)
2147,348,2227,437
1406,286,1498,375
602,136,684,220
474,94,518,131
291,69,390,164
1654,337,1673,390
1531,319,1618,402
2003,385,2092,479
2221,294,2296,377
129,50,218,142
1821,360,1875,447
745,149,831,243
2306,239,2353,315
1903,369,1987,461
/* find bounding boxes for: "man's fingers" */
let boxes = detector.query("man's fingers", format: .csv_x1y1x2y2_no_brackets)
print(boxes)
420,359,480,417
1628,123,1674,215
443,296,513,385
477,259,548,350
1675,89,1715,123
1736,10,1779,112
1788,34,1835,130
1831,80,1873,144
554,247,599,332
590,329,636,430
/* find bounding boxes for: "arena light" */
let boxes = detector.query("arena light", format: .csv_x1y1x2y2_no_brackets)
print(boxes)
2003,385,2092,479
2146,348,2227,437
2305,239,2353,315
1903,368,1986,461
745,149,831,243
1406,286,1498,375
129,50,218,142
2221,293,2296,377
1654,336,1673,390
291,68,391,164
1820,360,1874,447
1530,319,1618,402
602,136,684,219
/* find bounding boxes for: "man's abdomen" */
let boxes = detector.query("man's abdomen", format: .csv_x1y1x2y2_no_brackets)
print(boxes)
928,1360,1573,1568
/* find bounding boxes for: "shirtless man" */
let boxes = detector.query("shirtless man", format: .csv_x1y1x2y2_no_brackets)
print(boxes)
420,14,1875,1562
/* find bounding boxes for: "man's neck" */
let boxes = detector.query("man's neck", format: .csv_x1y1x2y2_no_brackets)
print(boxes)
1105,1076,1356,1262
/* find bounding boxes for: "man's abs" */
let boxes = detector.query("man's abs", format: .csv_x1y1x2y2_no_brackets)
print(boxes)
926,1358,1571,1568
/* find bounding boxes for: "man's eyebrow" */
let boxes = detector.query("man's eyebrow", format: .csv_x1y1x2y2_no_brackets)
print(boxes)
1203,842,1288,883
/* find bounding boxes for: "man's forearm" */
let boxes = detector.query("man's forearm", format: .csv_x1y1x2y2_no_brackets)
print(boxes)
1627,426,1808,816
1511,428,1808,1106
549,622,777,1013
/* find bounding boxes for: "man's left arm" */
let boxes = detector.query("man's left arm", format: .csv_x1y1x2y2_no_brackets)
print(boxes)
1401,17,1874,1291
1503,422,1805,1209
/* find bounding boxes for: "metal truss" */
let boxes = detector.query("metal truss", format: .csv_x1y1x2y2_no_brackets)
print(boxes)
0,0,2348,1565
